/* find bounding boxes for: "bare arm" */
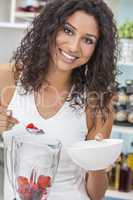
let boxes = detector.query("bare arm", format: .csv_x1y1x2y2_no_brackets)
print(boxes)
0,63,15,107
85,102,114,200
0,64,18,134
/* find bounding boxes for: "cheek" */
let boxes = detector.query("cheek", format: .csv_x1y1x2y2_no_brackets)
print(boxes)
56,33,68,46
82,45,96,58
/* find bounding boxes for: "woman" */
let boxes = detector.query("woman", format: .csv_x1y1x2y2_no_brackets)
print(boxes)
0,0,118,199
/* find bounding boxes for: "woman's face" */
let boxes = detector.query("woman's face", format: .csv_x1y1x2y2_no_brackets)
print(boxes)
50,10,99,71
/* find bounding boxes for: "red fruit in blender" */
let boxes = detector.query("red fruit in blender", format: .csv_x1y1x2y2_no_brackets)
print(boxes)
18,187,26,194
31,183,38,191
41,188,47,195
20,191,32,200
37,175,51,188
17,176,29,186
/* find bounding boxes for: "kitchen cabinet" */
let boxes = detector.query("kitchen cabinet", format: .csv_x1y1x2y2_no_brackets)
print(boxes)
105,125,133,199
0,0,46,28
117,63,133,86
0,0,133,28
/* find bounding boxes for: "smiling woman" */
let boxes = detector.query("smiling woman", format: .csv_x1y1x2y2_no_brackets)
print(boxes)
0,0,119,200
53,11,99,71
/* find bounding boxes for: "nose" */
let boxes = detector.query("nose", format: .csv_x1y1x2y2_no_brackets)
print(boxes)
69,37,81,53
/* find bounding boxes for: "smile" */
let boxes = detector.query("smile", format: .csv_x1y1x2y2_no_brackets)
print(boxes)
59,48,78,63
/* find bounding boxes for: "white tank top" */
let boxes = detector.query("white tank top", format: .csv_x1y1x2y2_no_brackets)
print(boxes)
3,84,90,200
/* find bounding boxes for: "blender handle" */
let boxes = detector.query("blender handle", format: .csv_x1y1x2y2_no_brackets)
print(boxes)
4,143,17,200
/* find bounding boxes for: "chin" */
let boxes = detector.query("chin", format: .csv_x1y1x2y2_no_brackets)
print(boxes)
57,66,73,71
55,61,75,71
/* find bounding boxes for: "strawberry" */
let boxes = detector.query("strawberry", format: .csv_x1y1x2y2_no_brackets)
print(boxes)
18,187,25,194
17,176,29,187
40,188,47,199
21,191,32,200
37,175,51,188
41,188,47,196
26,123,38,129
31,183,38,192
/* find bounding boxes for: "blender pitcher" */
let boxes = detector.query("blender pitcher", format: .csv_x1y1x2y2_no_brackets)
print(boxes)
5,134,62,200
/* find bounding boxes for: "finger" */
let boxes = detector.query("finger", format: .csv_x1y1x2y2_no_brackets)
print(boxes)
0,106,7,114
0,120,11,132
0,113,19,124
0,118,19,133
0,97,7,110
6,118,17,131
0,120,16,132
6,122,16,131
7,116,19,124
1,109,19,124
0,121,8,128
6,110,12,117
0,107,12,117
105,165,113,172
0,114,8,121
0,116,19,132
94,133,104,141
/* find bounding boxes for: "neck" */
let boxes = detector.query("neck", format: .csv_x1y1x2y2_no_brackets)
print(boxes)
45,66,72,92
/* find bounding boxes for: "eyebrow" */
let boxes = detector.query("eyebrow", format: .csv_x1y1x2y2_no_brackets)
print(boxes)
65,22,98,40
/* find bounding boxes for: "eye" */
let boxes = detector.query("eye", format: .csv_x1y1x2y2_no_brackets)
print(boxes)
83,37,95,45
63,25,73,36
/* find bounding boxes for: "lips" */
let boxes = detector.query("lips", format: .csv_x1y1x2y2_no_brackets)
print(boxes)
59,48,79,63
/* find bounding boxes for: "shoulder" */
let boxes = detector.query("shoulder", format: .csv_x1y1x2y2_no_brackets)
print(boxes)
0,63,15,85
0,63,16,107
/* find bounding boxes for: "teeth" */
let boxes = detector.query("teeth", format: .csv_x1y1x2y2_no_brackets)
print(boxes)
61,50,77,60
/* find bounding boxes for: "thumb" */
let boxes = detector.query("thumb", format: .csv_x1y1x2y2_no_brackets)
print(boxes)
6,110,20,124
94,133,104,141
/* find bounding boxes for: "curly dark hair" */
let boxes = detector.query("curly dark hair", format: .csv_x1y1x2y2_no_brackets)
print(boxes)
11,0,119,121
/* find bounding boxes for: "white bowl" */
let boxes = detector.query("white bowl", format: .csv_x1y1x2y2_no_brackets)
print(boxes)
66,139,123,171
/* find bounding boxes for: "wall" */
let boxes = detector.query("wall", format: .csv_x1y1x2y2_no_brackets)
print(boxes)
0,28,25,63
106,0,133,25
0,0,10,22
116,0,133,25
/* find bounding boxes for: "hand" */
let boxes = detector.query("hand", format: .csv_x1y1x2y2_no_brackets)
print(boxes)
0,104,19,134
94,133,113,172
